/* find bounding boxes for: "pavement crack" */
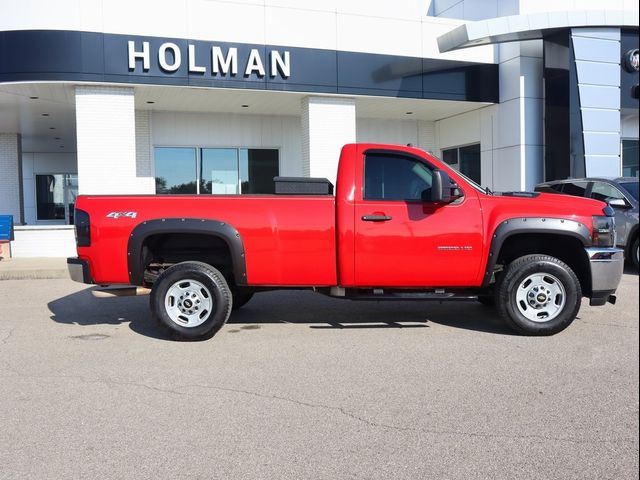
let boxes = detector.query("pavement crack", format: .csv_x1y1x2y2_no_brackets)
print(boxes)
0,327,16,346
73,377,639,446
1,371,636,447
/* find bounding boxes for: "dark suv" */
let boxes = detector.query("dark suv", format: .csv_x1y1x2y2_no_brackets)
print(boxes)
535,178,639,269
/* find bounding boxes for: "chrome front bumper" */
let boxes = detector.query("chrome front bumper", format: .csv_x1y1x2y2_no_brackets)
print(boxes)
584,247,624,305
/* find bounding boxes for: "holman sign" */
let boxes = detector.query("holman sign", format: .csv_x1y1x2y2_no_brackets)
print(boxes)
0,30,498,102
127,41,291,78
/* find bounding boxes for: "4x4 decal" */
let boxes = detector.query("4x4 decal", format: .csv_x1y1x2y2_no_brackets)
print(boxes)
106,211,137,219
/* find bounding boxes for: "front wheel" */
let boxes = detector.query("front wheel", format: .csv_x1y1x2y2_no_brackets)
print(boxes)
496,255,582,336
150,261,232,340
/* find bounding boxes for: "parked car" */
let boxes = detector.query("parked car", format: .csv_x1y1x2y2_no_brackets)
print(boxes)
535,178,639,269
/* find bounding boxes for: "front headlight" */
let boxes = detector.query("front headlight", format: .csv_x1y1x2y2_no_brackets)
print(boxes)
591,215,616,247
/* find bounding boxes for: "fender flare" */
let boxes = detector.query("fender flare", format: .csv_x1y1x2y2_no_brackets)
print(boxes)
127,218,247,286
481,217,591,288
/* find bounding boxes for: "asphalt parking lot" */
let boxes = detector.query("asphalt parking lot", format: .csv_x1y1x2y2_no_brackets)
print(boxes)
0,270,638,480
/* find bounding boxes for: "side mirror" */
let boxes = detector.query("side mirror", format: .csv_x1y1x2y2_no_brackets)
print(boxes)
608,198,629,209
430,169,461,203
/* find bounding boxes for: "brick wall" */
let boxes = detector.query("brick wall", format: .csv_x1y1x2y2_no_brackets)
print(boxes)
0,133,22,223
75,86,154,194
301,97,356,186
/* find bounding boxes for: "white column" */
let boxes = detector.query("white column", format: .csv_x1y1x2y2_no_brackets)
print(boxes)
493,41,544,192
75,86,155,194
572,28,622,177
302,96,356,186
0,133,23,224
417,121,437,156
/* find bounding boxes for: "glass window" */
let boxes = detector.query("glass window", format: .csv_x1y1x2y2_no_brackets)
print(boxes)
441,144,481,185
155,148,197,194
35,174,77,223
622,140,639,177
155,147,279,195
560,181,588,197
240,149,279,194
536,183,564,193
619,181,638,201
364,154,433,201
590,182,626,203
442,149,458,168
201,148,239,194
459,144,481,185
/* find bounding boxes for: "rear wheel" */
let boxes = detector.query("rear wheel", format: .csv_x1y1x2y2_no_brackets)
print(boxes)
496,254,581,336
150,261,232,340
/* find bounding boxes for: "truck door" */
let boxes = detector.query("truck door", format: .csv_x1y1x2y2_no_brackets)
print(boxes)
353,149,483,287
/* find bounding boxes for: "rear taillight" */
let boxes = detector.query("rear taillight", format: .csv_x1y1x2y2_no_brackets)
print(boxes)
75,209,91,247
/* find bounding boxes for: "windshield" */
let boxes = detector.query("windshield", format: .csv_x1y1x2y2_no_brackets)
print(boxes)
620,181,639,201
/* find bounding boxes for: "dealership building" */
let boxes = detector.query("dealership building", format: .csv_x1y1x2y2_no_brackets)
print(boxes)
0,0,638,256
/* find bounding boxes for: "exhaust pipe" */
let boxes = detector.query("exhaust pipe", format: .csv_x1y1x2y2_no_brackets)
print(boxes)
92,286,151,298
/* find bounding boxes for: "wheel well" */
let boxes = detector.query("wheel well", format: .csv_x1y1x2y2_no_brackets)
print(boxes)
496,234,591,296
141,233,234,285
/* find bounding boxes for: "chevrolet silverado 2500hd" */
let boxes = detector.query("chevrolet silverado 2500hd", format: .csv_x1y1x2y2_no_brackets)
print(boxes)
68,144,624,339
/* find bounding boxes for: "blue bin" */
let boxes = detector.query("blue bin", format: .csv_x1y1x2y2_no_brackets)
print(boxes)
0,215,14,242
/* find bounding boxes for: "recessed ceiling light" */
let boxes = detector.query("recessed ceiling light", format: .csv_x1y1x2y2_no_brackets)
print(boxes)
41,113,50,117
146,101,155,104
29,96,39,100
241,104,249,108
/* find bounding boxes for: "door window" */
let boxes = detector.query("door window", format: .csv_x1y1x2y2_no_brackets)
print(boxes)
560,181,589,197
364,153,433,201
590,182,626,203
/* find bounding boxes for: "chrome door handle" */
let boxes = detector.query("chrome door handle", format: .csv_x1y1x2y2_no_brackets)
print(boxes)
361,215,392,222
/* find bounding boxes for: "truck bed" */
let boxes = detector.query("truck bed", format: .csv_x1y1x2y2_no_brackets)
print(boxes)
76,194,337,286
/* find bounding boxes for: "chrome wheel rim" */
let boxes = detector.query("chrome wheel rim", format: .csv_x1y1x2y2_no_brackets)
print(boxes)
515,273,566,323
164,279,213,328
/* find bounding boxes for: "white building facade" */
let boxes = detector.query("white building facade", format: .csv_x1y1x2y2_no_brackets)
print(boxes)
0,0,638,256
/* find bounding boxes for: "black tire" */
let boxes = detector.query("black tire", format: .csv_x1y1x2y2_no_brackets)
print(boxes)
630,236,639,271
150,261,232,340
232,288,255,310
496,254,582,336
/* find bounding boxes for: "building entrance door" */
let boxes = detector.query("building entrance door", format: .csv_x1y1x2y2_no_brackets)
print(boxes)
35,173,78,225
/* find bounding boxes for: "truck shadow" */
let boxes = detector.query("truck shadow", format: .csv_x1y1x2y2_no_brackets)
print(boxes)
48,288,514,341
47,287,169,340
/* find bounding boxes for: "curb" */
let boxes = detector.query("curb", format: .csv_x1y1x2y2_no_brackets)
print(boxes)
0,258,69,281
0,269,69,281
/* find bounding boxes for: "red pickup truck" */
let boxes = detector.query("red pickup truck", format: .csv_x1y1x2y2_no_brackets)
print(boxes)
68,144,624,339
